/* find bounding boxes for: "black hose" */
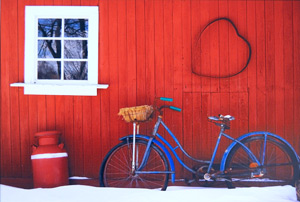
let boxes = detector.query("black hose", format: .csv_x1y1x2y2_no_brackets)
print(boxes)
192,17,252,78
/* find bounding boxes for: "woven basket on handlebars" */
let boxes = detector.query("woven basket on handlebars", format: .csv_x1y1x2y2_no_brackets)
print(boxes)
118,105,154,123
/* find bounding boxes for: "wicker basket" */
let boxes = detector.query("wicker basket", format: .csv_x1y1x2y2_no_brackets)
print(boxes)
118,105,154,123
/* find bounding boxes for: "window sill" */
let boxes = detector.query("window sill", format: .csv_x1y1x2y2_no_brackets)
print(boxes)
10,83,109,96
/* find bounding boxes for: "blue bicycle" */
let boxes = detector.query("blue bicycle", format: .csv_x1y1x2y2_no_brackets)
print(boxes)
99,97,299,190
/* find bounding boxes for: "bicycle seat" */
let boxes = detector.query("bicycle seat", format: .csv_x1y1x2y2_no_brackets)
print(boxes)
208,115,235,121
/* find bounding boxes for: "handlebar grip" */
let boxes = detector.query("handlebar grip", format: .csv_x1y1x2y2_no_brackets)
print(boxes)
160,97,173,102
170,106,181,112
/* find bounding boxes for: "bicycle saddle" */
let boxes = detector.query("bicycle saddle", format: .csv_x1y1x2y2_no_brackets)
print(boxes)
208,115,235,121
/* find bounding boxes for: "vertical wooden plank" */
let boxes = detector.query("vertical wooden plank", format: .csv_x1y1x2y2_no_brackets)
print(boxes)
1,0,12,177
108,0,119,145
247,0,257,131
228,0,238,93
200,93,212,159
54,0,64,5
82,97,93,176
55,96,65,149
163,0,173,130
136,0,146,106
73,97,83,176
44,0,53,4
164,0,173,99
265,0,276,133
180,0,190,133
91,95,101,178
255,0,266,131
190,0,201,92
219,0,230,93
9,0,21,177
127,0,137,107
237,0,248,92
118,0,129,139
239,92,249,135
218,92,230,157
145,0,155,104
118,0,127,110
208,1,220,161
199,1,211,93
293,1,300,154
182,0,192,93
154,0,164,98
46,96,56,130
19,92,31,177
274,0,285,143
63,0,72,5
209,0,219,93
183,93,193,179
71,0,81,6
229,92,239,139
283,1,294,143
37,96,47,132
86,0,98,6
64,96,74,176
191,93,200,160
211,93,221,160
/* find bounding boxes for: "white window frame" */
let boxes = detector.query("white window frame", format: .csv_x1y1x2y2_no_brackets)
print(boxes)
11,6,108,96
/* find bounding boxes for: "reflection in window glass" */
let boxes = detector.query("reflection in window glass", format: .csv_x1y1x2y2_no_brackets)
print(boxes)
64,61,88,80
64,40,88,59
38,40,61,58
64,19,88,38
38,19,62,37
38,61,61,79
36,17,90,82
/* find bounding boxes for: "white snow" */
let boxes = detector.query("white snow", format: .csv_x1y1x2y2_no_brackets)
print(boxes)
0,184,298,202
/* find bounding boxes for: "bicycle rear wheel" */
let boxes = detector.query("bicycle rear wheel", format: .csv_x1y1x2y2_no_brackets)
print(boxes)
225,135,299,187
99,139,169,190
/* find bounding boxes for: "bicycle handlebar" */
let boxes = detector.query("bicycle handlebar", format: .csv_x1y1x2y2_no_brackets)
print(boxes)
160,97,173,102
170,106,182,112
155,97,182,115
158,105,182,112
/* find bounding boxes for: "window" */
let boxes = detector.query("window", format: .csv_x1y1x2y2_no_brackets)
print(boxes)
11,6,108,96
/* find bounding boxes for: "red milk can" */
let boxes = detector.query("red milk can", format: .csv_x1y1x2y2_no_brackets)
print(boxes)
31,131,69,188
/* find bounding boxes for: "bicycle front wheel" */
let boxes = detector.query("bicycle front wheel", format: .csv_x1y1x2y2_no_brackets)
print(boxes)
225,135,299,187
99,139,169,190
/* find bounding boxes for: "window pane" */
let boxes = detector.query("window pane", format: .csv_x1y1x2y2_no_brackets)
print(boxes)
64,19,88,38
38,61,61,79
38,40,61,58
64,40,88,59
64,61,88,80
38,19,62,37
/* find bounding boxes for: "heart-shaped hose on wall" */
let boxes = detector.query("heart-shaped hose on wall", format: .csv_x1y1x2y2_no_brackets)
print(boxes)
192,18,252,78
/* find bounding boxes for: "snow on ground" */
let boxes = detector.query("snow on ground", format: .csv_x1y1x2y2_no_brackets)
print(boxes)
0,184,298,202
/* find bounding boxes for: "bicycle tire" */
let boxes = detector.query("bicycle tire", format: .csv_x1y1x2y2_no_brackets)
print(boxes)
99,139,169,190
224,135,299,188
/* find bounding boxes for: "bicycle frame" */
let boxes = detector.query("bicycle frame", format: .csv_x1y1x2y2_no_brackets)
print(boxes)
153,117,261,174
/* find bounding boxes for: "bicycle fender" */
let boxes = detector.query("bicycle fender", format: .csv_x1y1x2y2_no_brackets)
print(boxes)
120,135,176,183
220,131,300,172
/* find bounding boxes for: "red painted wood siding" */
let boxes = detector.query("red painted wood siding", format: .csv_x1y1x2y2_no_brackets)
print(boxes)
1,0,300,180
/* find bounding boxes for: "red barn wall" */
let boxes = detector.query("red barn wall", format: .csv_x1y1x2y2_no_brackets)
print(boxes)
1,0,300,182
